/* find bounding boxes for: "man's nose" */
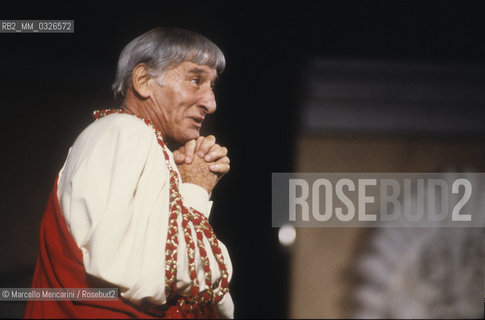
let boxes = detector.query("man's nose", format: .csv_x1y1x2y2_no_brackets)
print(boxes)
199,86,216,114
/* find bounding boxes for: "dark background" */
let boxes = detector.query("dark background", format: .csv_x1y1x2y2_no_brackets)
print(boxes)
1,2,485,318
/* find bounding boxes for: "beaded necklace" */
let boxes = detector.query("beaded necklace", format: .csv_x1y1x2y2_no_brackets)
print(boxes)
93,109,229,315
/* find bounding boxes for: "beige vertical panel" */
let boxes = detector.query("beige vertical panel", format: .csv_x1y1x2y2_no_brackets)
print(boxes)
290,227,364,318
289,133,485,318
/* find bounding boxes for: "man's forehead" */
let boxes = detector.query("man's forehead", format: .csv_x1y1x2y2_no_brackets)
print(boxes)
180,62,217,77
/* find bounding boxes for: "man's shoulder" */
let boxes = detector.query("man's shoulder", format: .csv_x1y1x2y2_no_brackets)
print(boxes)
93,113,151,131
72,113,156,153
82,113,154,138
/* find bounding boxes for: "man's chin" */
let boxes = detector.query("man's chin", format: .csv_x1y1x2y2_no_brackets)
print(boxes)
176,131,201,146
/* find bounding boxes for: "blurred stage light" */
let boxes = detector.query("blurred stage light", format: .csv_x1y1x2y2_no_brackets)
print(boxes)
278,224,296,246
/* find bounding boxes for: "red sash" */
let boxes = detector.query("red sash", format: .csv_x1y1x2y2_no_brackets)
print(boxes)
24,179,217,319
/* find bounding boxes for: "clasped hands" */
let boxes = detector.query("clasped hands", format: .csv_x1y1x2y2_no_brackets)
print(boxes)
173,135,230,193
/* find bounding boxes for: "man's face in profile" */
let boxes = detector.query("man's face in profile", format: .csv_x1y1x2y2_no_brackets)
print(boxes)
149,61,218,146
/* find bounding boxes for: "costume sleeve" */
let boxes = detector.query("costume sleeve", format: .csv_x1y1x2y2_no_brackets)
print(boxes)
58,115,169,304
217,292,235,319
179,183,213,218
57,114,232,315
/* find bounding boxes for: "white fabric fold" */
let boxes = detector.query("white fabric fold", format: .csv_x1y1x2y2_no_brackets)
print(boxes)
179,183,213,218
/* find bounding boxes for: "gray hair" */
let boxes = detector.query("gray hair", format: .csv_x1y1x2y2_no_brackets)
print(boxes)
112,27,226,99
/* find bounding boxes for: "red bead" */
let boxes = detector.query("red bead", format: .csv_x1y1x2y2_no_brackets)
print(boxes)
221,279,228,288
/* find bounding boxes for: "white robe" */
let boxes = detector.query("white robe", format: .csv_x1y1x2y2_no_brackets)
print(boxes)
57,113,234,318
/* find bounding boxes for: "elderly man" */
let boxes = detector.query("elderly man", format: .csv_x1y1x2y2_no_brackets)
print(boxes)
25,27,234,319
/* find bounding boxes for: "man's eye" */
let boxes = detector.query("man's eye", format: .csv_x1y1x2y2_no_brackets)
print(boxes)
191,78,201,85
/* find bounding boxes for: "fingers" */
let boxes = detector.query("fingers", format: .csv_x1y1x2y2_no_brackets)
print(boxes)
177,135,229,167
195,136,205,155
173,147,186,164
204,144,228,163
196,135,216,158
209,156,230,175
183,139,197,163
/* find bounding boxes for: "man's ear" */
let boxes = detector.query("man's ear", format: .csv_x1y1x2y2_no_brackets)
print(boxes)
131,63,152,99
